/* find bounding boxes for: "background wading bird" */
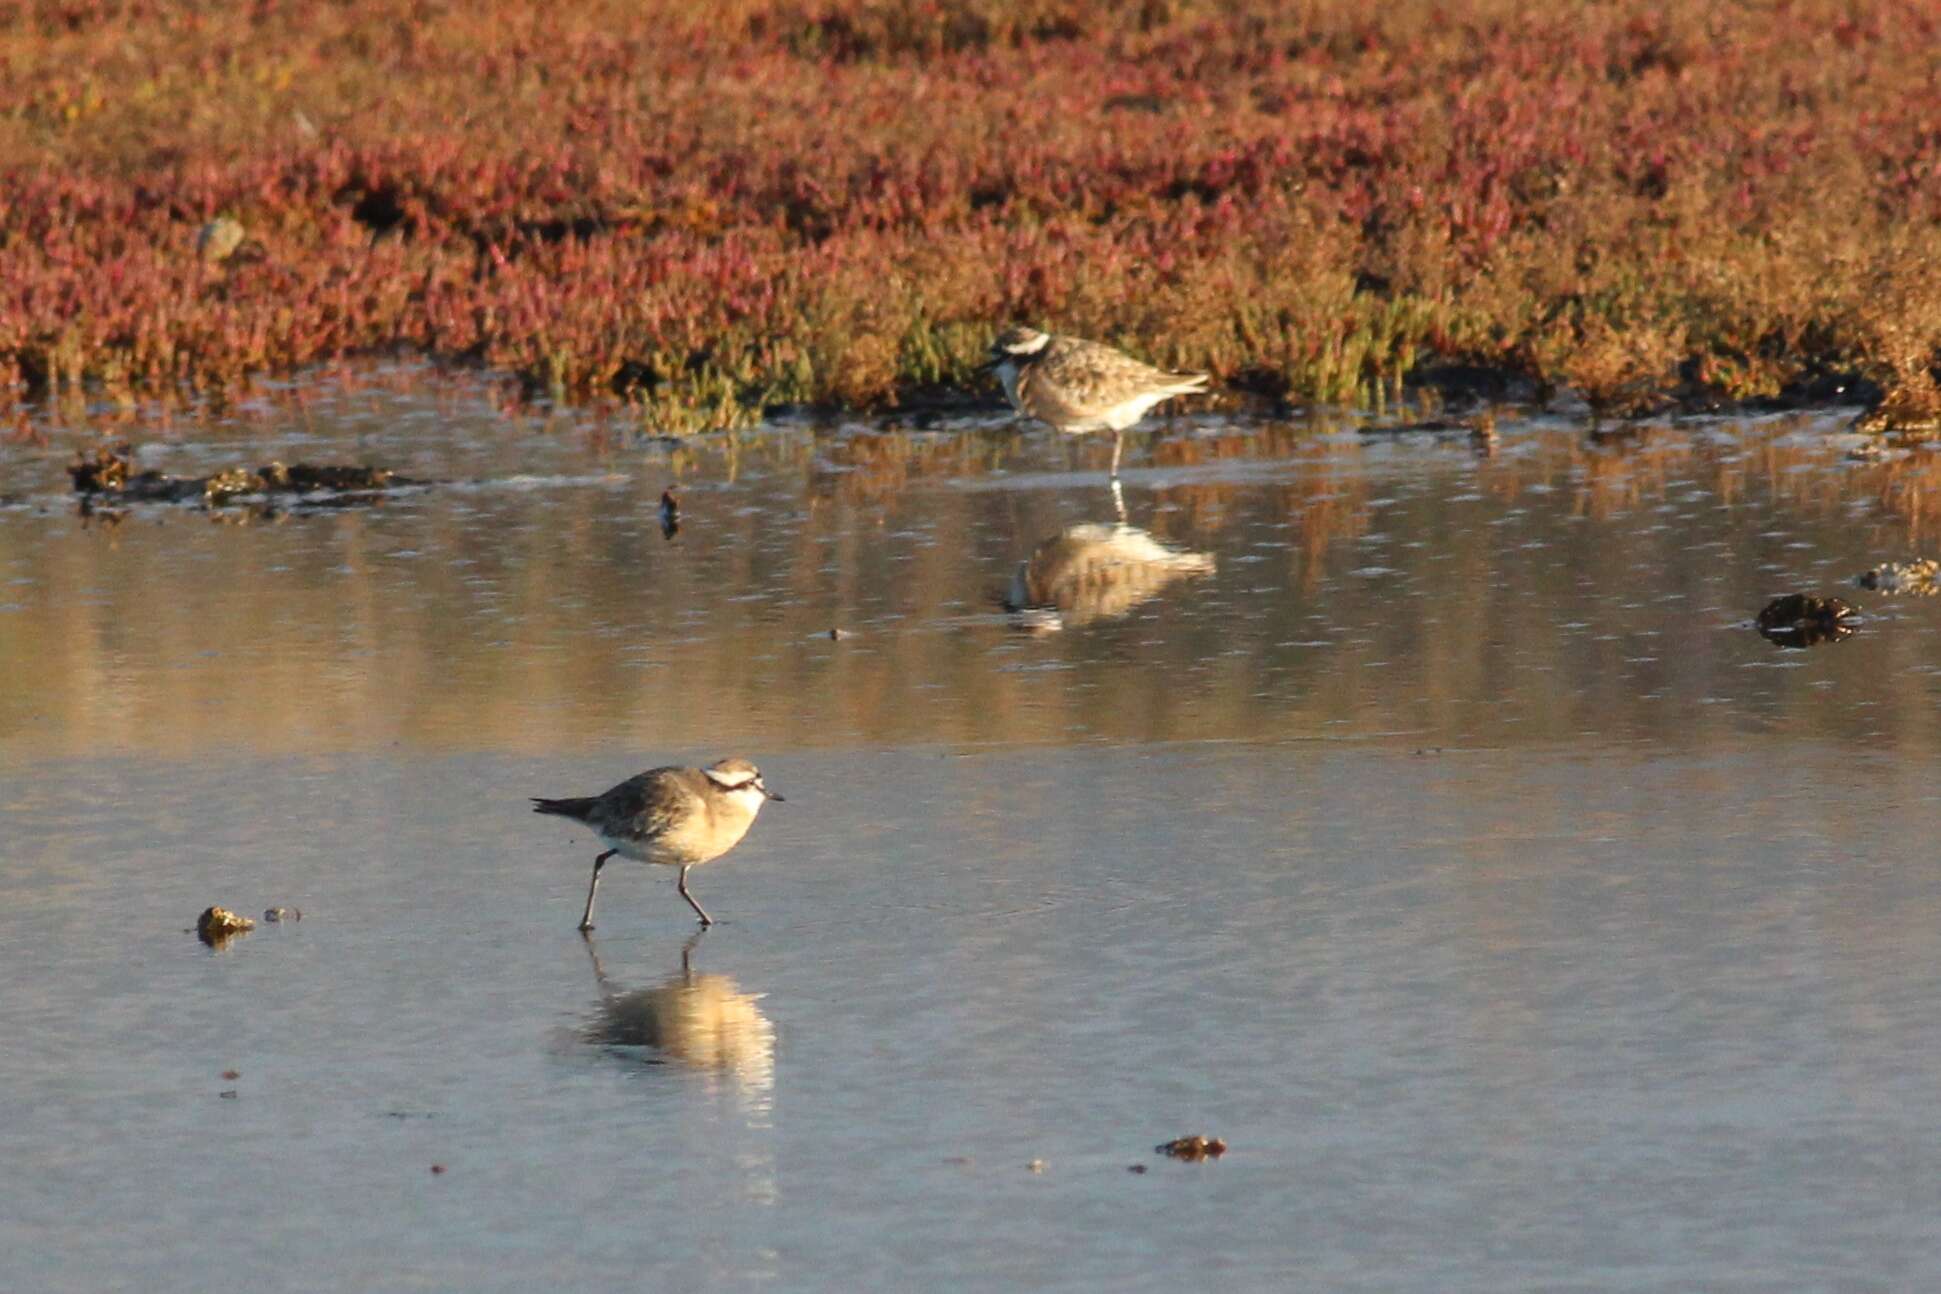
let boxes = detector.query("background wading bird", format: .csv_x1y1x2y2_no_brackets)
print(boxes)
986,325,1210,478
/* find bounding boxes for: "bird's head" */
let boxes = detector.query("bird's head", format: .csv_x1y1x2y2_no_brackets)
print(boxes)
705,757,784,806
985,325,1050,370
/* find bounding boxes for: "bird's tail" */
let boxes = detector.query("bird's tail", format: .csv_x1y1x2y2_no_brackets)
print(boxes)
531,796,599,821
1165,372,1211,394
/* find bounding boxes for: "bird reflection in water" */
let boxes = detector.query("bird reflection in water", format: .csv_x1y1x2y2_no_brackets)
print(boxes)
581,933,774,1097
1003,505,1216,632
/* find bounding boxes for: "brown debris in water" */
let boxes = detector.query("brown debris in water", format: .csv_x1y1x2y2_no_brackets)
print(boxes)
1755,594,1860,647
1156,1135,1227,1162
68,445,411,509
196,906,256,946
1857,558,1939,596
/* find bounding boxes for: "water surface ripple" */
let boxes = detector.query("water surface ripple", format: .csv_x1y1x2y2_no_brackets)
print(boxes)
3,375,1940,1290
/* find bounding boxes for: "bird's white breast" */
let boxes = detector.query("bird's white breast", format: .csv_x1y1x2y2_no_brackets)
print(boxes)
995,359,1024,411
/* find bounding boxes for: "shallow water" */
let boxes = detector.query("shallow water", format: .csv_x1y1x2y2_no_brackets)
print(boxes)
5,370,1941,1290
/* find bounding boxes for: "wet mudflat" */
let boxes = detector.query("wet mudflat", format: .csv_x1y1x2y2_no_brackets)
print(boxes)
5,370,1941,1290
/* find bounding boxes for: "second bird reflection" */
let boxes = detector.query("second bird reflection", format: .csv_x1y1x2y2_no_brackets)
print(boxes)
582,933,775,1096
1003,521,1216,632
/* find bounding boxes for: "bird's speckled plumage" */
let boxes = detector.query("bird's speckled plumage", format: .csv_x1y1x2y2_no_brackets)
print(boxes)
989,326,1208,476
990,326,1208,433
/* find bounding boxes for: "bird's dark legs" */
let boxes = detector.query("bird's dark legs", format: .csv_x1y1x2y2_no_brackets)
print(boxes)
677,865,713,926
578,849,616,932
1108,429,1125,478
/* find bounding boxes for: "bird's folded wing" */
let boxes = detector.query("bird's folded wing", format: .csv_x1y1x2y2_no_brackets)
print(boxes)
602,773,689,839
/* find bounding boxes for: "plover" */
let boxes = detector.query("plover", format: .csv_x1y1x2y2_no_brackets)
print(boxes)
532,757,783,929
987,325,1210,477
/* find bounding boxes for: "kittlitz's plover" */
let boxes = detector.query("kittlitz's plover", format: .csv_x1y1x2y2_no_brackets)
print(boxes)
532,757,783,929
986,325,1209,477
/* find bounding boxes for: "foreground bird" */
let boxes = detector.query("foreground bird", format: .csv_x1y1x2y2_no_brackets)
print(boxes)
987,325,1210,477
532,757,783,930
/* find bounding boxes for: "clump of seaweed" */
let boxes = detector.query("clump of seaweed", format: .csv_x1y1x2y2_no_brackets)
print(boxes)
1756,594,1861,647
196,906,255,947
1156,1135,1228,1162
68,446,411,507
1857,558,1939,595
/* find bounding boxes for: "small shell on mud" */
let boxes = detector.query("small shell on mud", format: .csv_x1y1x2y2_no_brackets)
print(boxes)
195,907,254,935
263,906,302,923
196,906,255,945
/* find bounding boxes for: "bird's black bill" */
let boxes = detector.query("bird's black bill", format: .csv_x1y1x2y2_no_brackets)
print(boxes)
764,788,786,802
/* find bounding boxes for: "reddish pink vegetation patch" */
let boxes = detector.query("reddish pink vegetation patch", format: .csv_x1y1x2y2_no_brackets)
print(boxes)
4,1,1941,425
